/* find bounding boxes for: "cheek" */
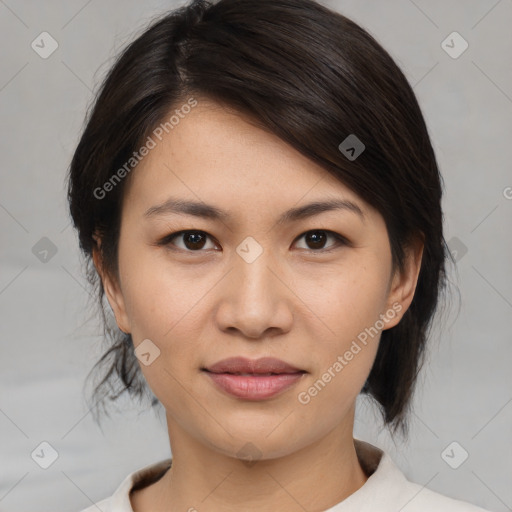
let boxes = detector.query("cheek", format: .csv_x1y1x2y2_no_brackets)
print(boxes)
117,239,198,336
294,257,390,341
291,258,388,390
124,276,205,346
118,258,213,396
293,276,382,423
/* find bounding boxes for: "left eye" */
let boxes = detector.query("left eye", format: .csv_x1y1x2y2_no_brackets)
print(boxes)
294,230,347,251
159,229,347,252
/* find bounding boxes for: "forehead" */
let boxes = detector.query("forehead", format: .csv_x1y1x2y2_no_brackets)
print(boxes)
122,99,372,220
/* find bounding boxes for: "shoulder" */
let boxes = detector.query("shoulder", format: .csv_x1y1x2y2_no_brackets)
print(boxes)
74,458,172,512
395,479,491,511
351,439,492,512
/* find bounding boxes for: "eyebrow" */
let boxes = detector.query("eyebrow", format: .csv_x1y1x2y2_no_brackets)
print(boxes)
143,197,366,225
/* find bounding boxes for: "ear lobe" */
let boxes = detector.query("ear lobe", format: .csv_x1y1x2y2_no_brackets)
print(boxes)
383,235,424,330
92,239,131,334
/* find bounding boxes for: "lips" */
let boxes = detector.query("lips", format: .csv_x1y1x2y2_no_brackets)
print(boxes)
203,356,305,375
202,357,306,400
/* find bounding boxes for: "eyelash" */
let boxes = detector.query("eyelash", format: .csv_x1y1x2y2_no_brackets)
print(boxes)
157,229,349,254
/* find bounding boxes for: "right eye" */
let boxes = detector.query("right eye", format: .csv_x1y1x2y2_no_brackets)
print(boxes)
159,230,220,252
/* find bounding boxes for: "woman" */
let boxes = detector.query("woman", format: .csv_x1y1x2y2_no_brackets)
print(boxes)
67,0,491,510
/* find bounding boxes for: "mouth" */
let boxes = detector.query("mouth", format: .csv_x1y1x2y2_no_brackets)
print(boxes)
202,356,305,375
206,372,302,376
201,357,307,400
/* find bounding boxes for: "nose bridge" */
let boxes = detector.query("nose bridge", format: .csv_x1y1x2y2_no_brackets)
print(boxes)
216,235,292,337
234,236,278,306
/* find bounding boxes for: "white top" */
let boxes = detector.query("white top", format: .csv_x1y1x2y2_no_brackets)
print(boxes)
78,439,491,512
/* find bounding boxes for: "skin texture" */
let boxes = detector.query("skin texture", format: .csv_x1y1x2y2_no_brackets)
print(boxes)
93,99,423,512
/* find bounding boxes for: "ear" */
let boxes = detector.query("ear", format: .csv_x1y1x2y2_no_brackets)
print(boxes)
382,234,424,330
92,235,131,334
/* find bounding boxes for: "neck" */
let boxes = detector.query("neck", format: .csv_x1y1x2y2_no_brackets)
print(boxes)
143,409,368,512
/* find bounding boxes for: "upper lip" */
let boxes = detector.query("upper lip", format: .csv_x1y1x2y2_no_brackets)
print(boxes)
203,357,305,375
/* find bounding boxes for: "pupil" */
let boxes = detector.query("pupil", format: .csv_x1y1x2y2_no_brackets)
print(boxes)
307,231,326,249
185,232,206,250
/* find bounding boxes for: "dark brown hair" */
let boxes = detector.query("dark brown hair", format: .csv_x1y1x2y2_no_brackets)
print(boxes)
67,0,452,437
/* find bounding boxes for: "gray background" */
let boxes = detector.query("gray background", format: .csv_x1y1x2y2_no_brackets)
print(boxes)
0,0,511,511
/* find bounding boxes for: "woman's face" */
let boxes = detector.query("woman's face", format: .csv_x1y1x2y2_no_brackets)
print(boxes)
97,98,421,460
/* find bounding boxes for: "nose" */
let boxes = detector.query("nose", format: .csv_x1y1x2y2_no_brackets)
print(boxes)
214,245,294,340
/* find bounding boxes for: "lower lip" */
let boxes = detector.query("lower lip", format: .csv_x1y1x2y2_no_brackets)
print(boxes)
204,371,305,400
